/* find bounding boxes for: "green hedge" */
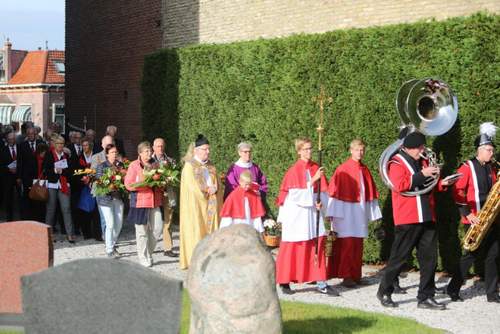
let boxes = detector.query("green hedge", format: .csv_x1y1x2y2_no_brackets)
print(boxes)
142,13,500,271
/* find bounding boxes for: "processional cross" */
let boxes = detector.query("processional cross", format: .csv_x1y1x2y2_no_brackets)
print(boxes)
312,86,333,262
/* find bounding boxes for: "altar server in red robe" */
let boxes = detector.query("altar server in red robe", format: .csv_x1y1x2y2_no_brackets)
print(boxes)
326,139,382,287
275,138,339,296
220,170,266,232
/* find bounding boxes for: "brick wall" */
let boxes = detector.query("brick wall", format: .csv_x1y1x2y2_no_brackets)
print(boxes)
65,0,162,156
162,0,500,48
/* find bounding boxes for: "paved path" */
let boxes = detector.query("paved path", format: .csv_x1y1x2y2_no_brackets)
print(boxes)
54,224,499,334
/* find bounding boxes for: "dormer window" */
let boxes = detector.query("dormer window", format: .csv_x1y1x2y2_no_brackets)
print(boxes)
55,62,65,74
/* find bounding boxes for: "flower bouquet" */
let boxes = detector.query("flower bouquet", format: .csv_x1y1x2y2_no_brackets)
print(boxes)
263,218,281,247
74,168,96,185
93,168,127,197
131,164,180,190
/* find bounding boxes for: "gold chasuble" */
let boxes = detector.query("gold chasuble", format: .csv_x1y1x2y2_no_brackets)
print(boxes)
179,159,223,269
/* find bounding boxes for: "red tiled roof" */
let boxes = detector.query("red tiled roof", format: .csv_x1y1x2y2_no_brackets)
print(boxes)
8,50,65,85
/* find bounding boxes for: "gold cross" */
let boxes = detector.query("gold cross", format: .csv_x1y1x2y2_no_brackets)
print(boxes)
312,86,332,150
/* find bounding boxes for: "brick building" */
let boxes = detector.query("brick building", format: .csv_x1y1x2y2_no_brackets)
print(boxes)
0,39,64,133
65,0,499,153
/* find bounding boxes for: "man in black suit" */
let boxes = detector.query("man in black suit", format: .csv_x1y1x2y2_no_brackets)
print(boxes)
67,131,84,235
16,127,44,220
0,132,21,221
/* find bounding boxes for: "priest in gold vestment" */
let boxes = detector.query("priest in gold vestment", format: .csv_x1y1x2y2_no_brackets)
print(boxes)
179,135,223,269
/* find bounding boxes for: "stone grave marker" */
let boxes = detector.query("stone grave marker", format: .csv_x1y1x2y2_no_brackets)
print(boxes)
21,258,183,334
0,221,53,314
187,224,282,333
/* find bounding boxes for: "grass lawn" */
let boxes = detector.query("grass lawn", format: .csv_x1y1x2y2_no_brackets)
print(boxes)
180,292,443,333
0,292,443,334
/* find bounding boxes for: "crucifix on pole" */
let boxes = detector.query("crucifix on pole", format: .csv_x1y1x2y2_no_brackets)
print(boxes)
312,85,332,263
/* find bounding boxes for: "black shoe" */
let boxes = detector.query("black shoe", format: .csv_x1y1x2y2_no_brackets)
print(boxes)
164,250,179,258
393,285,407,294
447,292,463,302
487,294,500,303
280,284,294,295
377,291,397,308
317,286,340,296
417,298,446,310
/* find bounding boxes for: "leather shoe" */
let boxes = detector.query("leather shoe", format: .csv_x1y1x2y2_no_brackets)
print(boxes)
164,250,179,258
447,292,463,302
417,298,446,310
377,291,397,308
280,284,294,295
393,284,407,294
487,294,500,303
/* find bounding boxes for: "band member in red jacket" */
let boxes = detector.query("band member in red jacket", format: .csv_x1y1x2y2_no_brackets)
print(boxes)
447,123,499,303
377,131,457,310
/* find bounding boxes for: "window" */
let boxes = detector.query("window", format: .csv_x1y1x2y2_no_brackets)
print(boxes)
0,53,5,82
54,62,65,74
52,104,65,133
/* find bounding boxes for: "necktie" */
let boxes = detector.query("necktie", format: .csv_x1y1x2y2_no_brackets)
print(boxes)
31,142,35,152
11,146,16,160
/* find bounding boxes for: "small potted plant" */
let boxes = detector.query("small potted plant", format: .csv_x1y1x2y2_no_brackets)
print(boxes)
263,218,281,247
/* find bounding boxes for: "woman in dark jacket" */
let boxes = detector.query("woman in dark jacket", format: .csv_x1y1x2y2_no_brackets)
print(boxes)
43,135,75,243
95,144,125,257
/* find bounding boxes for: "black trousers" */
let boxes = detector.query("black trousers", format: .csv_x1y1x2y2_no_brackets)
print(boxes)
447,224,499,298
378,222,437,301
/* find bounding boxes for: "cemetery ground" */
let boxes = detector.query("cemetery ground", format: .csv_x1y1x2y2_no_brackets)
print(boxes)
2,222,500,333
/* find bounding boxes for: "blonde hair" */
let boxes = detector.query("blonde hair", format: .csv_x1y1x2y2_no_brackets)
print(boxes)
239,170,252,184
137,141,151,154
182,142,195,162
349,138,366,150
294,137,312,153
51,134,65,144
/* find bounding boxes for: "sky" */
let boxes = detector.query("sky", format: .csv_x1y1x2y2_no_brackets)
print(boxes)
0,0,65,51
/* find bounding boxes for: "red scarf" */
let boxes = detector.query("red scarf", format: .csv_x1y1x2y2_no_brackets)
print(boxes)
51,148,69,195
276,159,328,206
328,158,378,202
79,155,91,168
221,186,266,219
36,154,44,179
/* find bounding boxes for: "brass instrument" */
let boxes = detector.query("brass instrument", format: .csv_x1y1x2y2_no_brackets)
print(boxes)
462,164,500,252
379,78,458,196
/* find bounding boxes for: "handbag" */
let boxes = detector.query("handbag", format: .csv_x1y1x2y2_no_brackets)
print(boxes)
29,179,49,202
78,186,97,212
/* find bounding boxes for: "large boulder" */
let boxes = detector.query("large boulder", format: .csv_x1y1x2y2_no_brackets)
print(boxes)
186,224,282,333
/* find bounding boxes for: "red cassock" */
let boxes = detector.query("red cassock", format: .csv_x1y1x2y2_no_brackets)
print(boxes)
453,160,497,225
327,158,379,281
275,159,331,284
220,186,266,219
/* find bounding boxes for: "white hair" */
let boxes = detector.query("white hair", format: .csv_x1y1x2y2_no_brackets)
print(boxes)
237,142,252,151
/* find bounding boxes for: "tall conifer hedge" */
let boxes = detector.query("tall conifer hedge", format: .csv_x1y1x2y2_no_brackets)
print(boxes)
142,13,499,271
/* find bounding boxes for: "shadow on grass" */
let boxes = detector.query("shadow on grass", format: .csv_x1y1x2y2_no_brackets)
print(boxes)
284,316,375,334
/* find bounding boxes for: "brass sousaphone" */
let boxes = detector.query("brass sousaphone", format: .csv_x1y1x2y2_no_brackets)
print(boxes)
378,78,458,196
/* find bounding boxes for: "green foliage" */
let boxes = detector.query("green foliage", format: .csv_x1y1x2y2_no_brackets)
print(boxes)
142,13,500,270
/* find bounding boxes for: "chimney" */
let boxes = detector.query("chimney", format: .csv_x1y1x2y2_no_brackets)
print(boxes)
3,38,13,82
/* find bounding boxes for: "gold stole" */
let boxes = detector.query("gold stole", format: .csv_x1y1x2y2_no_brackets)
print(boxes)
190,159,218,226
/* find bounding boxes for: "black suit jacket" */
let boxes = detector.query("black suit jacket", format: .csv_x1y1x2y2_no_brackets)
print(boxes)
42,151,73,184
114,138,126,158
17,140,43,188
0,144,20,187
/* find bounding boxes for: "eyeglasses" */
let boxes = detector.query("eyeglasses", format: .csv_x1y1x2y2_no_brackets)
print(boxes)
240,150,251,153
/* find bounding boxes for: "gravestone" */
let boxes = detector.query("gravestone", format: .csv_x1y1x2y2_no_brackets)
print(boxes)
187,224,282,333
21,258,182,334
0,221,53,314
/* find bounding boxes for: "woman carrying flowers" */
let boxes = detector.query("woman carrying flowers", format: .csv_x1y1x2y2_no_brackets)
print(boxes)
95,144,125,257
124,141,163,267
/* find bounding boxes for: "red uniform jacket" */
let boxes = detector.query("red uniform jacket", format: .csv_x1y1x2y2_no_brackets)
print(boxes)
453,159,497,224
388,151,444,225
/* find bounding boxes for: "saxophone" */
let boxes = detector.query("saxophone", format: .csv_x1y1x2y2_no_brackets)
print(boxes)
462,162,500,252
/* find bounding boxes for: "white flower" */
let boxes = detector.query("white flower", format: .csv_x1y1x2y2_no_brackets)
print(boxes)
115,175,122,181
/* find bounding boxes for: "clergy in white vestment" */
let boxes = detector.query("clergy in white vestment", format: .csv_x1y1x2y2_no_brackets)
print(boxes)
275,138,339,296
326,139,382,287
